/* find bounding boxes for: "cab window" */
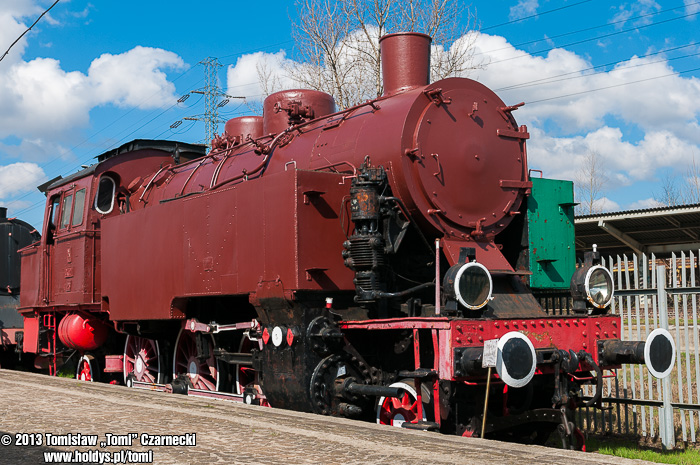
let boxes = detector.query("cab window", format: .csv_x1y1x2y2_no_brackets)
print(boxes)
71,188,86,226
59,194,73,229
48,196,60,230
95,176,116,214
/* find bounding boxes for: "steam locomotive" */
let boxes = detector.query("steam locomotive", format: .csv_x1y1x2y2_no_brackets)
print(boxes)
17,32,675,448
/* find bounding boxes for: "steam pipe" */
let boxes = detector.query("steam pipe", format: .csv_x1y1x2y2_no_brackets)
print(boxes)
373,282,435,299
344,382,404,398
598,340,645,365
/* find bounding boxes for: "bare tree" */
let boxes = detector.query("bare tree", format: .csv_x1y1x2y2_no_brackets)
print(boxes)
685,152,700,204
653,172,682,207
653,152,700,207
287,0,480,110
575,150,609,215
257,60,285,98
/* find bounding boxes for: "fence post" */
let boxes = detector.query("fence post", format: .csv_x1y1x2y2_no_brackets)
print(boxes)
657,264,675,449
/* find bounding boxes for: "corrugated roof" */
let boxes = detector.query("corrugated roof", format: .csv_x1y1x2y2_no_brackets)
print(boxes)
574,204,700,257
576,203,700,220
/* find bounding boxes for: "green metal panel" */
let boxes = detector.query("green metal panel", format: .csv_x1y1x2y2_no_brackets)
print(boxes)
527,177,576,289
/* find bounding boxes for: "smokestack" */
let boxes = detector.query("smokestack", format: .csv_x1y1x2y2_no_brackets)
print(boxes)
379,32,432,96
0,207,6,219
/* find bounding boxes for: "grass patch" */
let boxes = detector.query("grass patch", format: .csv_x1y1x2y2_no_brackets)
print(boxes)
587,436,700,464
56,363,75,378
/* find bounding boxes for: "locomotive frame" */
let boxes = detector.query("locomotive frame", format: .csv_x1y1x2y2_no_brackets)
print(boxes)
17,32,675,449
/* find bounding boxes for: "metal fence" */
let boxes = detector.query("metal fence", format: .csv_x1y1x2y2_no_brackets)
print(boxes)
576,251,700,448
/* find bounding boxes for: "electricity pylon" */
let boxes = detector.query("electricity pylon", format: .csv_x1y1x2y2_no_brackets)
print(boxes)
176,57,244,149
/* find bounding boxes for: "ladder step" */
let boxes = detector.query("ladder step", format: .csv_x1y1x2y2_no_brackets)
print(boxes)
397,368,437,379
401,421,440,431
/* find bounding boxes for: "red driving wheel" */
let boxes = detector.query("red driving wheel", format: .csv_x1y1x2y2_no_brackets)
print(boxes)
123,335,163,385
172,329,219,391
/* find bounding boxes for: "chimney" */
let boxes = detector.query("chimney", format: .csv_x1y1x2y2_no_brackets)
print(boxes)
379,32,432,96
0,207,6,219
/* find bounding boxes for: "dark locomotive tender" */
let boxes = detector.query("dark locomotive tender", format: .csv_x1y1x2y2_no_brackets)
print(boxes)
18,32,675,447
0,207,40,368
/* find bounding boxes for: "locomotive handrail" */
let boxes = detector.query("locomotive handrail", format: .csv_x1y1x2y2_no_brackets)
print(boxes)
206,97,390,191
52,229,100,240
310,160,357,176
210,151,233,188
321,100,382,130
210,153,271,190
178,157,209,197
139,165,171,203
209,126,298,190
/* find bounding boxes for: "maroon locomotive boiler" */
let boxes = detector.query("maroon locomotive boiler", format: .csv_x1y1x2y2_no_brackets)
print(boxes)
18,33,675,447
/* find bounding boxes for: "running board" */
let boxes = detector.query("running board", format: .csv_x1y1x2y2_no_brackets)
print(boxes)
130,380,171,392
129,380,267,405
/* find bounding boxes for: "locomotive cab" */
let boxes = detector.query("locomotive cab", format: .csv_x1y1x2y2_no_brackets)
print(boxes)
18,141,205,371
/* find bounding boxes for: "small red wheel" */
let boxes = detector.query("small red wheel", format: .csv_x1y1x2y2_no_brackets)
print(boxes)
123,335,163,385
76,355,99,382
376,381,429,427
172,329,219,391
236,334,270,407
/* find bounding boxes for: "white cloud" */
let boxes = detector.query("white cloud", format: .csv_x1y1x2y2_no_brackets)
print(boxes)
2,57,92,136
611,1,661,27
0,138,70,163
0,47,185,139
223,31,700,205
593,197,620,213
0,1,187,219
226,50,298,101
628,198,665,209
466,33,700,138
448,31,700,206
88,46,185,109
509,0,539,20
527,126,697,183
0,11,34,66
0,162,45,198
686,0,700,14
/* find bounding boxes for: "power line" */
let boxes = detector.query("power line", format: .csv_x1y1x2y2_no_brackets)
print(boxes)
481,0,594,32
2,40,292,216
526,65,700,104
6,4,700,218
4,37,292,206
218,40,294,61
0,0,61,63
481,1,700,55
483,9,700,67
2,74,206,218
495,42,699,92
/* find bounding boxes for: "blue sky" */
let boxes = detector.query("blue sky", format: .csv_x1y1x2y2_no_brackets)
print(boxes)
0,0,699,229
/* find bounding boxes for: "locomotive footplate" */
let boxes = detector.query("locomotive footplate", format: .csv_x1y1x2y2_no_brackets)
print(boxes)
339,315,622,382
481,407,566,434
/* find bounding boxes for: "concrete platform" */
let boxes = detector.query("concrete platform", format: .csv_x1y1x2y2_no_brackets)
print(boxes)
0,369,651,464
